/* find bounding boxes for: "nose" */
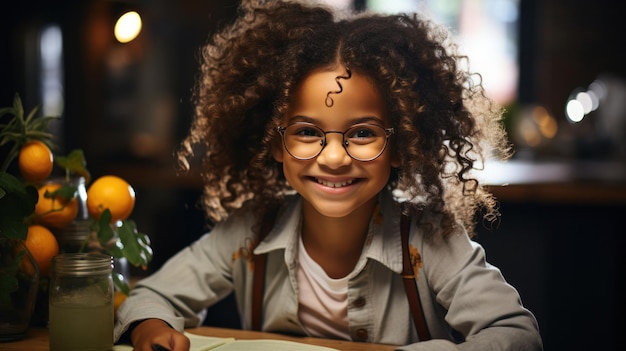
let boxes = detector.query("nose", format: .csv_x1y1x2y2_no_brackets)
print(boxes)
316,133,352,168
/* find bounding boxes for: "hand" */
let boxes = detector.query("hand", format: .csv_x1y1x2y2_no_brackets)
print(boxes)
130,319,190,351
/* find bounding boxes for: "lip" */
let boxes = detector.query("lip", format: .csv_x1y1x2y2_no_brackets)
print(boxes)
307,176,361,193
314,177,354,188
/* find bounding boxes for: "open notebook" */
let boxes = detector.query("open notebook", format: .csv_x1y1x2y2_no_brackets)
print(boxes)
113,331,340,351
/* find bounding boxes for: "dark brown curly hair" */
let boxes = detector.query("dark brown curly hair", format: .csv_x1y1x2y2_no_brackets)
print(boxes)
177,0,510,239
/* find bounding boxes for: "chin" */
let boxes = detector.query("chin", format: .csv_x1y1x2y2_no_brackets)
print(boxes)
307,200,367,219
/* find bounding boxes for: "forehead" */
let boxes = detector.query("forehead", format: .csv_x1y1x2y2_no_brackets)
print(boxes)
287,68,387,125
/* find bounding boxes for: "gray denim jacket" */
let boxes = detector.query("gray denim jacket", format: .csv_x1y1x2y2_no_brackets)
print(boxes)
114,190,543,350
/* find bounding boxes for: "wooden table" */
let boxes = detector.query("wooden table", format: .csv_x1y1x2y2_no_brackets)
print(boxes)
1,326,393,351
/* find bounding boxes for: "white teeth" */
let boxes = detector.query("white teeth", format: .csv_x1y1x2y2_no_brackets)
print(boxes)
316,178,354,188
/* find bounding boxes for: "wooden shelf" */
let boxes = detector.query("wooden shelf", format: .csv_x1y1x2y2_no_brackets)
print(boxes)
480,159,626,204
487,182,626,204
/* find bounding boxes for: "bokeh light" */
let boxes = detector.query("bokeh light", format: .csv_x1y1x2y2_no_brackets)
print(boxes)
114,11,142,44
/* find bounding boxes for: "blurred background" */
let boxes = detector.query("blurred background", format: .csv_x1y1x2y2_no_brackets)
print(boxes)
1,0,624,349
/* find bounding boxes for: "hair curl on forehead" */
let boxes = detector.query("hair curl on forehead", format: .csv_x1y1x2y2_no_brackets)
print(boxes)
325,66,352,107
178,0,510,239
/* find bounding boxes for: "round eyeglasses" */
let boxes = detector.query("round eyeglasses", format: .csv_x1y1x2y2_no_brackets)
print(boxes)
276,122,395,161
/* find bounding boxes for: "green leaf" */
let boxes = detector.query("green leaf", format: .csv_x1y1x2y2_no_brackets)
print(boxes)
55,149,91,184
93,210,115,247
0,216,28,240
0,172,38,239
1,93,60,171
0,107,15,117
52,183,78,202
107,242,124,258
23,104,39,125
0,171,27,194
116,220,153,268
28,115,59,132
12,93,24,120
113,272,130,295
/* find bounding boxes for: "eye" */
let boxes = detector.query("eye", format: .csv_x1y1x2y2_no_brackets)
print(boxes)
295,127,321,137
352,128,375,138
346,125,381,143
287,124,323,141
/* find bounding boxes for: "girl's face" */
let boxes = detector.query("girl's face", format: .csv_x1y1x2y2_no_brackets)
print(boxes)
273,67,399,219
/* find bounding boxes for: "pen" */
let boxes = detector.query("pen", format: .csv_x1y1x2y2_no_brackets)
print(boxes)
151,345,171,351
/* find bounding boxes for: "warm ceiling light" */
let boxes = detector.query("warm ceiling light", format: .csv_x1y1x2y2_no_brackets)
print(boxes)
114,11,142,43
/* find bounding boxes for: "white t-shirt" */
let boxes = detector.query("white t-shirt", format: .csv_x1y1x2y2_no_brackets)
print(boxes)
297,236,351,340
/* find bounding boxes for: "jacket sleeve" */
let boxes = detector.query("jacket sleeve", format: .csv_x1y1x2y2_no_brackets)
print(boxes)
113,212,254,342
396,225,543,351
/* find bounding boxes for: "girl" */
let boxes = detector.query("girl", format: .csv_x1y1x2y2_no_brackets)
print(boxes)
115,1,543,350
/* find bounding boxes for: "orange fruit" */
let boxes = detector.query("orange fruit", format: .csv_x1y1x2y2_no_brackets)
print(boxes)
24,224,59,277
86,175,135,223
113,291,127,315
34,183,79,228
18,140,54,183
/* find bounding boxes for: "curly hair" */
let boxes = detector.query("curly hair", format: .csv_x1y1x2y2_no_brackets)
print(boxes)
178,0,511,239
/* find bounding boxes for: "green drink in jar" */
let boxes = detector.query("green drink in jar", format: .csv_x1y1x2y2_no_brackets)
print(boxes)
49,253,114,351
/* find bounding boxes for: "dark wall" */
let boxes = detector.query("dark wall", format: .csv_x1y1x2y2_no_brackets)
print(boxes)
4,0,626,163
529,0,626,116
474,200,625,350
1,0,239,161
5,0,626,164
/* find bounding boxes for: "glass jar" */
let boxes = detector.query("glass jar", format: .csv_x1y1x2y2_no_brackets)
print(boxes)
50,175,89,253
49,253,114,351
52,176,130,284
0,238,39,341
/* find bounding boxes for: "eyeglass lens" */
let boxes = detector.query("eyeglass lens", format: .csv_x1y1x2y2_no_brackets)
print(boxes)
280,123,392,161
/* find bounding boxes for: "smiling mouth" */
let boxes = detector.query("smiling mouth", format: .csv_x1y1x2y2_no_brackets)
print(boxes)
314,177,355,188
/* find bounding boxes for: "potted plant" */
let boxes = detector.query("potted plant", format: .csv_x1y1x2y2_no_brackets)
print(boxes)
1,93,152,340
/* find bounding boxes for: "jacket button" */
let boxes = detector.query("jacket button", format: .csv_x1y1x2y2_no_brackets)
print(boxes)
353,297,366,308
355,328,368,341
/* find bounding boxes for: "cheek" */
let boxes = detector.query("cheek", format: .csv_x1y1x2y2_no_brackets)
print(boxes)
377,162,393,184
280,160,301,189
375,154,397,185
381,146,400,168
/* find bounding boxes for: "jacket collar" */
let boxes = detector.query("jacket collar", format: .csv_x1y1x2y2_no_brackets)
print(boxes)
253,190,405,275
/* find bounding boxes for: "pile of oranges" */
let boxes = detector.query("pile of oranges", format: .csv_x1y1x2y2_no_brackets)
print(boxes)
18,140,136,285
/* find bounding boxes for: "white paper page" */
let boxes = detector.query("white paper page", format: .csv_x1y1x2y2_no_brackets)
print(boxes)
186,332,236,350
112,332,234,351
209,339,339,351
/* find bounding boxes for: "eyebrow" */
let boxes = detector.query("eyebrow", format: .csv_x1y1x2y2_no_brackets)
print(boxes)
286,115,387,126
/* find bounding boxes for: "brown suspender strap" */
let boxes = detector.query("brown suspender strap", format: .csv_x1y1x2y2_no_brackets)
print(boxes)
401,213,431,341
252,209,431,340
251,207,279,331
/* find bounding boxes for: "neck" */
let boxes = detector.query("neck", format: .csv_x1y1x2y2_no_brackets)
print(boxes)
300,198,377,278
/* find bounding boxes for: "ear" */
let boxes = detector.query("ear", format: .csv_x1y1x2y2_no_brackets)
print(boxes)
391,157,401,168
271,140,284,163
389,149,400,168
